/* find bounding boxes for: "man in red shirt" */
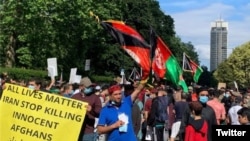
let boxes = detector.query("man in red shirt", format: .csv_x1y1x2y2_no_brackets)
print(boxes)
188,86,198,102
71,78,102,141
207,90,226,125
144,88,157,121
142,88,156,141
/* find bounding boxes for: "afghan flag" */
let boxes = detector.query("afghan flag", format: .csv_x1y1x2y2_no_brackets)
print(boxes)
182,52,203,83
150,29,188,92
101,20,151,79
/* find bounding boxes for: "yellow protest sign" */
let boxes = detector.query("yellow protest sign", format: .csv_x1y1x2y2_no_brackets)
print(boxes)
0,83,88,141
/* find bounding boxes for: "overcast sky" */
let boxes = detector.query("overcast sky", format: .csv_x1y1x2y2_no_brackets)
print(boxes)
158,0,250,70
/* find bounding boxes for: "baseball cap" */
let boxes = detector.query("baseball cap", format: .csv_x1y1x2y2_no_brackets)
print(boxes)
95,85,101,90
230,91,241,97
80,77,92,87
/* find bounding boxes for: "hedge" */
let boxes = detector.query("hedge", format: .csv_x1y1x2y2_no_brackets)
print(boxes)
0,67,47,81
90,75,114,83
0,67,115,83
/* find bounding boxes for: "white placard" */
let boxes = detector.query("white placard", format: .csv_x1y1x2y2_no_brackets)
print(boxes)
85,59,90,71
73,75,82,84
47,58,58,77
69,68,77,84
47,66,55,79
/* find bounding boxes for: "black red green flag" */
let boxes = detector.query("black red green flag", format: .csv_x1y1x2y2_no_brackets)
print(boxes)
101,20,151,79
150,29,188,92
182,52,203,83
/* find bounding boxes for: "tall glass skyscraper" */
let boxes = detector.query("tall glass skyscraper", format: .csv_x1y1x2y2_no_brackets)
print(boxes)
210,19,228,71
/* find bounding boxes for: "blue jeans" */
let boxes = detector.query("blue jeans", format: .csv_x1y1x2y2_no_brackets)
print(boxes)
82,133,97,141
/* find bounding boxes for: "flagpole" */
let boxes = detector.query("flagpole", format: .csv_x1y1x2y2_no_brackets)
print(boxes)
129,67,134,81
234,81,239,92
182,52,185,71
59,68,63,84
148,27,154,84
182,52,195,73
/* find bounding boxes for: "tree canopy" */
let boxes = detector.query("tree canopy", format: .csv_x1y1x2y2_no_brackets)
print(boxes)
0,0,200,82
214,42,250,88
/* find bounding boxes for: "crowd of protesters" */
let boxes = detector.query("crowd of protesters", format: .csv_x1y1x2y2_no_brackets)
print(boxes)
1,72,250,141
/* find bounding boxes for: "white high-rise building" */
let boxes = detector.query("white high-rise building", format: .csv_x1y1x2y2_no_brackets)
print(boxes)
210,19,228,71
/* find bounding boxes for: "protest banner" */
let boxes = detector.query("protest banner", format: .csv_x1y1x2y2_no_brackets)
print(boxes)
0,83,88,141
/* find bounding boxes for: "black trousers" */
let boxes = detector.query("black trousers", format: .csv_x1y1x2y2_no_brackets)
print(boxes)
154,126,164,141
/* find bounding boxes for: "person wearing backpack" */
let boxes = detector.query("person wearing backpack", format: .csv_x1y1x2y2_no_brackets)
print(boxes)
148,87,170,141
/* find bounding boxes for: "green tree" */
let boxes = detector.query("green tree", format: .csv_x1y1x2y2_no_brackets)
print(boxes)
16,47,32,68
214,42,250,88
0,0,201,81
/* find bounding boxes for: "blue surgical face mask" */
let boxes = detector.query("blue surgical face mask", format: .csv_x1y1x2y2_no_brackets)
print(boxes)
28,85,35,90
199,96,208,103
65,90,74,96
84,87,93,95
225,93,230,98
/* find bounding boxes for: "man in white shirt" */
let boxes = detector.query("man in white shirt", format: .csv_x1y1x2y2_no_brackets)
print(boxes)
227,96,243,125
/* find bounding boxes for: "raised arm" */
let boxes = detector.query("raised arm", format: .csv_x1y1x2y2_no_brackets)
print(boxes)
130,80,147,102
46,78,55,91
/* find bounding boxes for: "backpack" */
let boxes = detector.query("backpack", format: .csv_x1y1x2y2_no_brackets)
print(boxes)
155,96,169,122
